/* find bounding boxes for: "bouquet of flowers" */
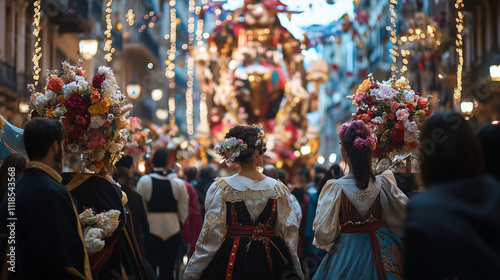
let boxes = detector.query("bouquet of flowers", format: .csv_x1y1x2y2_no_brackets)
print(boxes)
123,117,151,164
79,208,121,255
28,60,132,172
348,74,432,161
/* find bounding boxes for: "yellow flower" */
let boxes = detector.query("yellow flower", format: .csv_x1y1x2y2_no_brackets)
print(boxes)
88,104,100,116
57,95,66,105
98,101,110,115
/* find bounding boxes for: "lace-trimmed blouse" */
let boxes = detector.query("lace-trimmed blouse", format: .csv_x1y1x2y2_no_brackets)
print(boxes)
183,175,304,280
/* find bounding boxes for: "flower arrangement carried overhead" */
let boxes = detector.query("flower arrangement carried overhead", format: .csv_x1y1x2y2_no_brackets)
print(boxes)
28,60,132,172
348,74,432,161
123,117,151,165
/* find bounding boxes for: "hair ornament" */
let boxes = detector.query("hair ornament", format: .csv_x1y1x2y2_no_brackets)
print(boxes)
252,124,266,146
214,137,248,164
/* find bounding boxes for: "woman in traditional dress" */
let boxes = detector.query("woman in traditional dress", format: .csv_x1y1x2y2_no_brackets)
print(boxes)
312,120,408,280
183,125,303,280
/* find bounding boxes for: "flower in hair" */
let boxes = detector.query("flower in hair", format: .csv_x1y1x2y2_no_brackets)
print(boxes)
339,123,350,141
214,137,248,164
353,136,377,150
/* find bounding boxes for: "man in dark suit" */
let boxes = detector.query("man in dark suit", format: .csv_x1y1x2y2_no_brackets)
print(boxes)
0,118,91,279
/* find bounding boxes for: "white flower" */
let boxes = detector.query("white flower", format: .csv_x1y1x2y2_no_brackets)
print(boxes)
89,116,106,129
34,95,47,107
44,90,56,102
224,137,238,148
63,81,78,99
107,114,115,122
53,106,67,118
372,116,383,124
404,90,415,103
84,237,105,255
97,66,113,78
75,75,89,91
68,142,80,153
90,149,106,162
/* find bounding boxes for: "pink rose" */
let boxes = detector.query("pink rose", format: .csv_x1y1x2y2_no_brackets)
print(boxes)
375,84,397,101
396,108,410,121
87,129,106,150
354,92,366,103
391,101,400,110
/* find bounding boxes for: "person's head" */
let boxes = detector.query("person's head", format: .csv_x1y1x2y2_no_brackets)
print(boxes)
115,155,133,170
200,164,218,181
215,125,266,167
113,167,131,189
263,164,278,179
313,164,327,176
331,163,343,179
184,165,198,181
0,153,28,196
277,169,287,184
152,148,168,169
340,120,375,189
477,124,500,179
23,118,65,163
418,111,485,187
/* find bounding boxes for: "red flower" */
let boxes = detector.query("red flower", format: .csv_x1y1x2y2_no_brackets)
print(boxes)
76,115,91,128
364,96,374,105
389,128,404,143
373,147,383,158
47,76,64,92
76,69,85,76
30,110,39,119
356,108,365,116
75,101,90,115
388,113,395,120
66,95,81,109
65,110,77,122
367,111,376,119
92,74,106,89
387,141,397,152
69,127,84,140
425,108,432,116
417,97,429,109
395,121,405,130
61,118,74,132
361,114,372,123
409,141,419,148
406,102,416,112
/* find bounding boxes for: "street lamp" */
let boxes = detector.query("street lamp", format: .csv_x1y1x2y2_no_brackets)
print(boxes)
127,73,141,99
152,89,163,101
490,65,500,81
79,39,98,60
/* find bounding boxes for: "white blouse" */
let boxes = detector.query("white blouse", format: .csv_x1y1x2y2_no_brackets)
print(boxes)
313,170,409,251
183,175,304,280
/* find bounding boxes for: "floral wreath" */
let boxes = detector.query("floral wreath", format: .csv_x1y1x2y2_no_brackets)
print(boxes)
214,125,266,164
339,122,377,150
28,60,131,173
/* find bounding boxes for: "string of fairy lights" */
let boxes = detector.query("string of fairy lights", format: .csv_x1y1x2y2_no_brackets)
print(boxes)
197,0,209,127
103,0,114,62
387,0,399,76
454,0,464,103
32,0,42,86
186,0,196,135
167,0,177,124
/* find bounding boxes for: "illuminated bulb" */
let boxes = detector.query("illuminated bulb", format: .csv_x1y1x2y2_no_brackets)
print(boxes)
300,146,311,155
329,153,337,163
317,156,325,164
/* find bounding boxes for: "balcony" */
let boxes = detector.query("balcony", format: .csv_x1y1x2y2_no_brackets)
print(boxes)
43,0,92,33
0,62,16,94
124,28,160,61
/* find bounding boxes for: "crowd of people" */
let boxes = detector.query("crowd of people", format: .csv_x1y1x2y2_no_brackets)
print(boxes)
0,111,500,279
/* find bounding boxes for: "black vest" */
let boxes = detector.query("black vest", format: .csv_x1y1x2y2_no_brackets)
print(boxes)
147,176,178,213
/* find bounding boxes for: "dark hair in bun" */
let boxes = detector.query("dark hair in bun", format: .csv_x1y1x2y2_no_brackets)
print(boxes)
225,125,264,164
341,120,375,190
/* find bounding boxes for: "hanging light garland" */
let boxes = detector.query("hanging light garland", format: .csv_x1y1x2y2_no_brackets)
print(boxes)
195,6,205,47
388,0,399,76
454,0,464,102
196,2,209,127
104,0,114,62
126,9,135,26
167,0,177,124
186,0,196,135
32,0,42,86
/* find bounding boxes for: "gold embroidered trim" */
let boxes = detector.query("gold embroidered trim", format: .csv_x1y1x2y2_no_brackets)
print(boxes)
26,161,62,183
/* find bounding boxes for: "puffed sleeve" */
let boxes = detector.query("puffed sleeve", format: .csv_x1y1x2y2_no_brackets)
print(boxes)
275,181,304,280
183,178,227,280
379,170,409,236
312,179,342,251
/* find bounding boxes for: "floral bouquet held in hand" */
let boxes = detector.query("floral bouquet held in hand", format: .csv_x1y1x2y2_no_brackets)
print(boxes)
348,74,432,167
79,208,121,255
28,60,132,173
